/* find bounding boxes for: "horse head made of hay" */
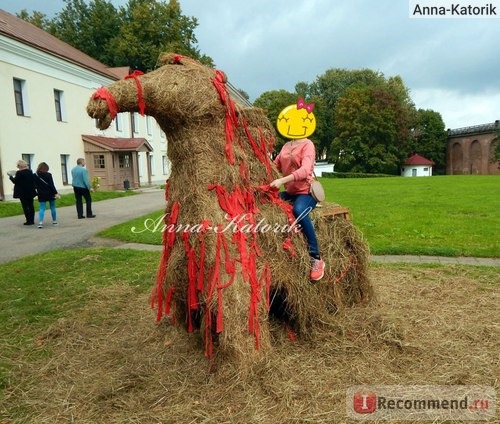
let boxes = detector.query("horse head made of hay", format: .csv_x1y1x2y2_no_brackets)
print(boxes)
88,53,228,131
87,53,373,367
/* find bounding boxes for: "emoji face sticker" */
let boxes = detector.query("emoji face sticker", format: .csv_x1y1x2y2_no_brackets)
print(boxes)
277,98,316,139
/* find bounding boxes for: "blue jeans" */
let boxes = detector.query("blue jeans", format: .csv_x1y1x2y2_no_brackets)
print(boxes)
39,200,57,222
279,192,319,258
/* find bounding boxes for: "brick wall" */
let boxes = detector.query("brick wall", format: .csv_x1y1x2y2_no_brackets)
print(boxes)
446,122,499,175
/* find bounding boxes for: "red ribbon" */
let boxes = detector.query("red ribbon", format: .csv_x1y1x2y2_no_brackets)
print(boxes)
152,201,180,322
173,54,184,64
242,119,272,180
125,70,146,116
165,287,175,315
333,258,353,285
92,86,118,120
282,237,297,257
212,70,238,164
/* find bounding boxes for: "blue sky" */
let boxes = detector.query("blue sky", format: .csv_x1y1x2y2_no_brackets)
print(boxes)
1,0,499,129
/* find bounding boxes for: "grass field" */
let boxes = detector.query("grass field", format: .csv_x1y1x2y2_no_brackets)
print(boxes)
0,249,498,423
323,175,499,257
97,175,500,257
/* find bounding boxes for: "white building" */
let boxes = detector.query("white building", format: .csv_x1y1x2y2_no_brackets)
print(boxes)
401,154,435,177
314,161,334,177
0,9,169,200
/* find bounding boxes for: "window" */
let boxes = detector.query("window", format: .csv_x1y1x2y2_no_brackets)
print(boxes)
115,113,122,132
131,113,138,134
119,154,130,168
60,154,69,184
146,116,152,135
423,167,429,172
94,154,105,169
54,89,64,121
22,154,33,169
13,78,26,116
149,154,155,175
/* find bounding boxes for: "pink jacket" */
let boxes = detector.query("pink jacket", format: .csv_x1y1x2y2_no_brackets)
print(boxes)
274,138,315,195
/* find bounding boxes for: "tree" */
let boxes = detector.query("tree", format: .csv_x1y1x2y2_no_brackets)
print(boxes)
18,0,213,71
309,68,397,161
110,0,211,71
253,89,298,156
48,0,121,67
16,9,51,29
331,86,413,174
310,68,386,108
236,89,249,101
408,109,448,174
308,68,417,171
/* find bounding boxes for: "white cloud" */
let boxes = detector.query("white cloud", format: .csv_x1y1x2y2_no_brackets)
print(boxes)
3,0,499,127
412,88,500,128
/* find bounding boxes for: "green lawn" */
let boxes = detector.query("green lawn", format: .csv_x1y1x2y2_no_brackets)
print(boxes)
323,175,499,257
97,175,500,257
0,248,157,390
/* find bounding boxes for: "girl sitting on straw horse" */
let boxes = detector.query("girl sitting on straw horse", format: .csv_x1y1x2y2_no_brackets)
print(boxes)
270,98,325,281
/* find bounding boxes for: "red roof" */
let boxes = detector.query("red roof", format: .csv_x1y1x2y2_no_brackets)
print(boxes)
0,9,118,80
82,135,153,152
404,154,435,166
107,66,131,79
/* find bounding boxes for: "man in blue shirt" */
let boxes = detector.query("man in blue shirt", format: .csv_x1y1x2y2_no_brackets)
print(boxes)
71,158,95,219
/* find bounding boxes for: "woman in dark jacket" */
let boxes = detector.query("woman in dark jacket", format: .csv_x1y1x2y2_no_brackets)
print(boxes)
8,160,36,225
33,162,59,228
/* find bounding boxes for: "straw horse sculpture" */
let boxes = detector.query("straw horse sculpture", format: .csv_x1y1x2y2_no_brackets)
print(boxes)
87,53,372,365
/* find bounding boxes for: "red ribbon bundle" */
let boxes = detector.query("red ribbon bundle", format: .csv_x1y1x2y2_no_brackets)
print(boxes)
125,70,146,116
92,86,118,120
212,70,238,164
152,201,179,321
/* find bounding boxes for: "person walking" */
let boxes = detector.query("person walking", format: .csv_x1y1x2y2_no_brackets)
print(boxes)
33,162,59,228
71,158,95,219
8,159,36,226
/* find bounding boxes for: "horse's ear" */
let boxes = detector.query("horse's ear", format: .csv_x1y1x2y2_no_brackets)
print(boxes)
159,53,185,65
214,70,228,83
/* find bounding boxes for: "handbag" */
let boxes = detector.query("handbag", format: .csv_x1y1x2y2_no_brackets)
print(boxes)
35,173,59,199
309,172,325,202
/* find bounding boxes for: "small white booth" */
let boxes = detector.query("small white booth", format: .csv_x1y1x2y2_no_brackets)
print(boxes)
401,154,435,177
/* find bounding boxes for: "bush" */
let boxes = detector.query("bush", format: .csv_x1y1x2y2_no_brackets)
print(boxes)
322,172,395,178
91,176,101,191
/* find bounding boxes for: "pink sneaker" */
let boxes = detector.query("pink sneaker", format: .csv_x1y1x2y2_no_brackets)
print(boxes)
310,258,325,281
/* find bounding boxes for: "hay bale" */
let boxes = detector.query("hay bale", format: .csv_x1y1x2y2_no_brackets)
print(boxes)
87,53,373,366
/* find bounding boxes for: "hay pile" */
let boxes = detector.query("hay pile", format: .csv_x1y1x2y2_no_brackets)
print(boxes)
2,264,498,422
87,53,373,365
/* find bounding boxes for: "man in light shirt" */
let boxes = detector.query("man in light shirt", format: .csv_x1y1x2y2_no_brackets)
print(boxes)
71,158,95,219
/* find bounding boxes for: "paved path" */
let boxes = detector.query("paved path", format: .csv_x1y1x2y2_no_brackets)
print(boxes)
110,244,500,266
370,255,500,266
0,188,166,264
1,189,498,266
